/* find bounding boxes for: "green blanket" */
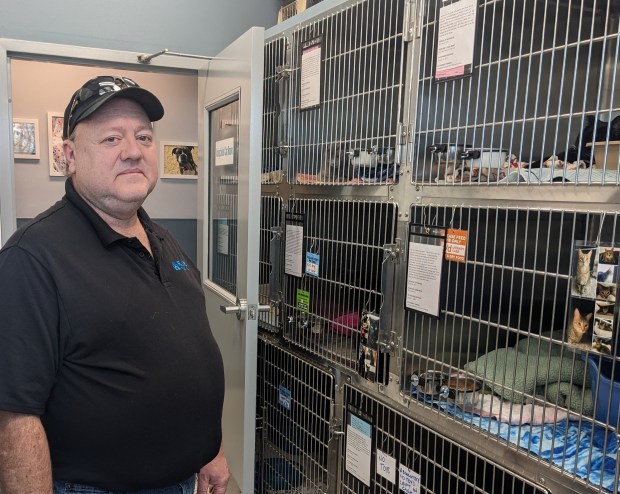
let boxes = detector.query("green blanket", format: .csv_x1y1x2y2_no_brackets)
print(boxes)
464,337,593,416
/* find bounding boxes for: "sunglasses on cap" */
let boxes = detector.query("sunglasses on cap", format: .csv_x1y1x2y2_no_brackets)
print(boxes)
63,75,164,139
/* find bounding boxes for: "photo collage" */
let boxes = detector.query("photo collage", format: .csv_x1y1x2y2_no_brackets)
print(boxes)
568,244,618,356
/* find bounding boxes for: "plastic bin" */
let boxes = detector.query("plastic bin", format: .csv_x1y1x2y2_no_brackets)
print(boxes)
587,356,620,427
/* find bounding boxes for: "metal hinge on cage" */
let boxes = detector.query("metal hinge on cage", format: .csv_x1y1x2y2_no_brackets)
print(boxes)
329,417,344,438
403,0,424,41
396,123,412,165
269,226,283,306
275,65,292,157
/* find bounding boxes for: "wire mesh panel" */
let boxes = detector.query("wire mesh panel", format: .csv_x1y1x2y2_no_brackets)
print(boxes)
411,0,620,185
401,203,620,493
288,0,407,185
255,336,334,494
341,385,550,493
282,198,397,372
263,37,287,185
259,196,283,331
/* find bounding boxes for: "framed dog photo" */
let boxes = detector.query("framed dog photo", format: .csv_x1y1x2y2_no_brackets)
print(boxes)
47,112,67,176
160,141,199,179
13,118,40,160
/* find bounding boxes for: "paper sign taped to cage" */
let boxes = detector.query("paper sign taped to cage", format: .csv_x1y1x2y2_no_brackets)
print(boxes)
406,225,445,317
278,385,292,410
435,0,477,82
376,449,396,483
284,223,304,277
445,228,468,262
345,414,372,486
305,252,320,277
399,465,421,494
300,36,322,110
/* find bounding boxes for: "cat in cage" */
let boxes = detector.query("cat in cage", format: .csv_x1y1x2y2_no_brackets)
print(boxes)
566,307,593,349
572,248,596,298
599,247,619,265
596,283,616,302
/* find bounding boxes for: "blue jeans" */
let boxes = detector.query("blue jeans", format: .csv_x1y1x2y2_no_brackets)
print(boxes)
53,474,196,494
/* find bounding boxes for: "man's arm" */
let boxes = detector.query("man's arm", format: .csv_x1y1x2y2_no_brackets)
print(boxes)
0,411,52,494
196,443,229,494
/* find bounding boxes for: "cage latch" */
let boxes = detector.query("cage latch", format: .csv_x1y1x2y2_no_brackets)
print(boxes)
269,227,283,305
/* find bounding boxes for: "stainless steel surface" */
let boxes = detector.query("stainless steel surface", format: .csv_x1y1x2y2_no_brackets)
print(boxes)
256,1,620,493
410,0,620,186
255,335,334,494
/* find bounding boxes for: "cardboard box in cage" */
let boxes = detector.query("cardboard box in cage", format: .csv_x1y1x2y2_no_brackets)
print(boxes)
278,0,308,23
587,141,620,170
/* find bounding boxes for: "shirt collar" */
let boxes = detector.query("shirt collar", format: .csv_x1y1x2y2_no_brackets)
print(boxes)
64,177,156,247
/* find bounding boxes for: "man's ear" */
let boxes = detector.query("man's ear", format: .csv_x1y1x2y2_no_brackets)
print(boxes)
63,140,77,175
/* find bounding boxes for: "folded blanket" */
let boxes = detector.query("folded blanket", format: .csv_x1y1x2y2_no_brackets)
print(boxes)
462,394,574,425
464,337,593,416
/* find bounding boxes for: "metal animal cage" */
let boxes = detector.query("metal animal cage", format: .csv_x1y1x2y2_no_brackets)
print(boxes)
410,0,620,185
281,198,397,375
255,336,334,493
341,385,550,493
282,0,408,185
402,203,620,493
257,1,620,493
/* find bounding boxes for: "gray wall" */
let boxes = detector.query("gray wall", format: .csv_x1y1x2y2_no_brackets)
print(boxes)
12,60,200,219
0,0,280,55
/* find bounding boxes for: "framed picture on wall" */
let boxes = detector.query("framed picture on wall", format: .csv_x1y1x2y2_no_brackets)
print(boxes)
47,112,67,176
13,118,40,160
160,141,199,179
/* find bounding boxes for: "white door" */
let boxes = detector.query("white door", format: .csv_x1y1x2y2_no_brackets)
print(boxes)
198,27,264,492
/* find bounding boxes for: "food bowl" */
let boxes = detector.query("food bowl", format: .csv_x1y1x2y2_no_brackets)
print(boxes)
411,370,448,398
459,148,508,169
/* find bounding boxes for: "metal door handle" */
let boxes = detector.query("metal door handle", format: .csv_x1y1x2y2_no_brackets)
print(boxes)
220,299,248,319
258,305,271,313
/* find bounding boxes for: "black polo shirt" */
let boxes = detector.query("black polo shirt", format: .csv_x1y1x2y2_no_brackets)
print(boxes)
0,179,224,491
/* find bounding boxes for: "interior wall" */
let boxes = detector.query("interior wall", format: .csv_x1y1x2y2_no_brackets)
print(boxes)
0,0,280,56
11,59,199,219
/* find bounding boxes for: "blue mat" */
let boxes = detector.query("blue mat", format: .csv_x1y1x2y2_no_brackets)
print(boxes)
413,394,619,492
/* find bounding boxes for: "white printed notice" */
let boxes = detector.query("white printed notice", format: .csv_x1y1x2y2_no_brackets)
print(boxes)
300,37,322,110
376,449,396,484
217,220,229,255
345,414,372,486
435,0,477,82
215,137,235,166
406,236,444,317
399,465,421,494
284,224,304,277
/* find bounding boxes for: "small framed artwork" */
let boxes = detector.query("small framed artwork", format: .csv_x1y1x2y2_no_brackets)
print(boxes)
13,118,40,160
48,112,67,176
160,141,199,179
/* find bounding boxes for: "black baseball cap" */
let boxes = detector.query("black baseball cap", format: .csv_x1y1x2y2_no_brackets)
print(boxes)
62,76,164,139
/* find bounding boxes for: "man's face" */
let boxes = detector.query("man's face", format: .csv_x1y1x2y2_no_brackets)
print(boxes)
63,98,158,220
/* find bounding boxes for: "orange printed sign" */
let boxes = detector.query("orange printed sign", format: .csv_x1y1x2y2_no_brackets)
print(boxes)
445,229,468,263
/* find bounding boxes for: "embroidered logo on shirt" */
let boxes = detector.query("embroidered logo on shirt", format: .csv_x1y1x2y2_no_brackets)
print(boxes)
172,260,190,271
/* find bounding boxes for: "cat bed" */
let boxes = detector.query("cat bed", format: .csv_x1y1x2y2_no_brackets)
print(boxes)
410,390,619,492
464,337,593,416
435,168,620,184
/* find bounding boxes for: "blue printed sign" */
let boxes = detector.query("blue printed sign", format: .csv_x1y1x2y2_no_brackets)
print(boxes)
278,385,292,410
305,252,320,277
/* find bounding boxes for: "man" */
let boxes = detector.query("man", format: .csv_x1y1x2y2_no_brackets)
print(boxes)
0,76,229,494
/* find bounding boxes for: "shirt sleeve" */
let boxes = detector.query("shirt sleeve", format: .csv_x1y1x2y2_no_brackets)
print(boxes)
0,245,60,415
